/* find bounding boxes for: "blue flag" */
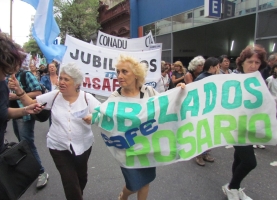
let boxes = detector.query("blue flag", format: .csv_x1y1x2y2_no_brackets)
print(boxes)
22,0,67,63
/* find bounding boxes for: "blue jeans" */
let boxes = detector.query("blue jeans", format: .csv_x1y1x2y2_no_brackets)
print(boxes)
12,117,44,174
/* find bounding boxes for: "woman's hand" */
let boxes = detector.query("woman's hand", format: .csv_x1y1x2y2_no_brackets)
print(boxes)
83,115,92,125
8,74,24,94
176,83,186,89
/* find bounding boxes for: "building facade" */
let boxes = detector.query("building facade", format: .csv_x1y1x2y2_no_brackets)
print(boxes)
134,0,277,65
98,0,130,38
99,0,277,65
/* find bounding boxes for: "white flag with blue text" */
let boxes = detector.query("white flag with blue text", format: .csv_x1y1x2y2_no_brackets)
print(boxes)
21,0,67,63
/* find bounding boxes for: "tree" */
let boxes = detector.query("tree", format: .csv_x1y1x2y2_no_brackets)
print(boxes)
23,39,42,56
54,0,100,43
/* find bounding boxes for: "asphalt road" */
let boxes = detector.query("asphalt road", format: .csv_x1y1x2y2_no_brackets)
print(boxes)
4,95,277,200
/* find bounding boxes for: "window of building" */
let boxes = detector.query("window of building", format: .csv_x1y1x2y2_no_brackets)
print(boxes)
187,12,193,19
200,10,204,16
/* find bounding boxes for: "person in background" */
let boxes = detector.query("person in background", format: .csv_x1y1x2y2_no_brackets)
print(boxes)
156,64,170,92
21,53,29,71
8,59,49,189
40,62,59,92
185,56,205,84
29,63,41,81
0,33,43,155
40,62,62,126
193,57,219,166
9,63,100,200
222,44,267,200
218,55,232,74
38,64,47,77
266,64,277,165
165,63,172,78
29,52,38,68
171,61,186,87
232,66,241,74
266,64,277,101
261,53,277,80
161,60,166,68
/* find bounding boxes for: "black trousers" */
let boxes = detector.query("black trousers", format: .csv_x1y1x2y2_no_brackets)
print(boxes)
49,146,92,200
229,145,257,189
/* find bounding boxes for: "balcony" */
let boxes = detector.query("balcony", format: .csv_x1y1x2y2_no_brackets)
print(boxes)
98,0,130,25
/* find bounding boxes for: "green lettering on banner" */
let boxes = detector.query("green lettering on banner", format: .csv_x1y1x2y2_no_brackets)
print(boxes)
222,80,242,109
177,122,196,159
180,89,199,120
152,130,176,162
100,102,115,131
147,98,155,121
126,136,150,167
214,115,237,145
203,82,217,115
196,119,213,153
244,77,263,109
91,106,100,124
158,96,178,123
117,102,141,132
248,114,272,143
238,115,247,144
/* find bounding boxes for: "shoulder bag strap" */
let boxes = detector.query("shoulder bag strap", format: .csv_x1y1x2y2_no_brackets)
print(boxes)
51,91,60,109
84,92,88,105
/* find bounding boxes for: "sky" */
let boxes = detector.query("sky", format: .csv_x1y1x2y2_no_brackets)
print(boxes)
0,0,36,46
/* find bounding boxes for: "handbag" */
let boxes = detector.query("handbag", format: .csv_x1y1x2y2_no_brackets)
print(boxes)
31,109,51,122
32,91,60,122
0,140,40,200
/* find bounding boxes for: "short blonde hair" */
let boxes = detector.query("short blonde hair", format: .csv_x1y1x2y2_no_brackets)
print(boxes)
188,56,205,71
115,54,148,87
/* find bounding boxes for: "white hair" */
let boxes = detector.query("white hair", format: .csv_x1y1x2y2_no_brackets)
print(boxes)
188,56,205,71
60,63,84,85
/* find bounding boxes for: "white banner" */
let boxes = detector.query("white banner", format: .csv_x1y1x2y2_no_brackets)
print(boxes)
96,31,155,51
62,35,161,97
92,72,277,168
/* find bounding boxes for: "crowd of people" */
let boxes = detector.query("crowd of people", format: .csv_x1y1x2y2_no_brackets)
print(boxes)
1,31,277,200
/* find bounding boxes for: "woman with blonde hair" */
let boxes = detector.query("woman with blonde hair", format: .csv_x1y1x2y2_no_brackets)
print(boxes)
104,54,185,200
171,61,186,87
109,54,158,200
184,56,205,83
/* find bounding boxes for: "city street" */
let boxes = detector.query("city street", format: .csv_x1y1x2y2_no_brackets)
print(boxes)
4,98,277,200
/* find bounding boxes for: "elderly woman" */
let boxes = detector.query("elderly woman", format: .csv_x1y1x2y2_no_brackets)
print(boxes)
104,55,184,200
9,63,101,200
0,33,43,153
222,45,267,200
184,56,205,83
171,61,186,87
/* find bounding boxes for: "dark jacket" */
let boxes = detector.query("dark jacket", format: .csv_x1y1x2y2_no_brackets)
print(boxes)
194,71,213,82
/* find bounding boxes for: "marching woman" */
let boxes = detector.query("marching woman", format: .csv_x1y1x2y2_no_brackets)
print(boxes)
222,44,267,200
9,63,100,200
